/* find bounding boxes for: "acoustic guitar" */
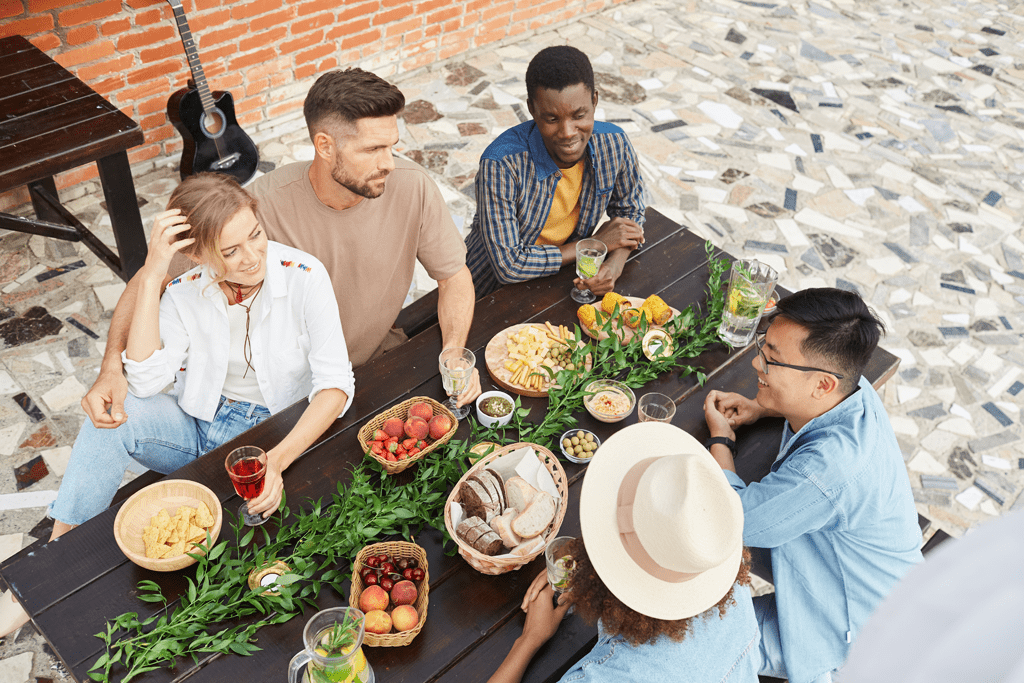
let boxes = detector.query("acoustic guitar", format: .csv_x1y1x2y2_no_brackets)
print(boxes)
165,0,259,185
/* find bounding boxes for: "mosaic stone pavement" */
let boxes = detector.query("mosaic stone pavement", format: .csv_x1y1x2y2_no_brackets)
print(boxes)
2,0,1024,675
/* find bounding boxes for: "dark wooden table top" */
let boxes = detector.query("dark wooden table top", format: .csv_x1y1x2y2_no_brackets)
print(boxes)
0,35,144,191
0,208,899,683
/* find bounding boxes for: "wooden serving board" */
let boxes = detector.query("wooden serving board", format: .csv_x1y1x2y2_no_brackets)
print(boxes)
582,295,682,343
485,323,590,398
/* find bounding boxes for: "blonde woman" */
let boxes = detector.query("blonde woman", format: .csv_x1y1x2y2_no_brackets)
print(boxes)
1,173,354,636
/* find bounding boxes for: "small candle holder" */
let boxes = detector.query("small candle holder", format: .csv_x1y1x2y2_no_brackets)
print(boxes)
248,560,291,596
642,329,674,361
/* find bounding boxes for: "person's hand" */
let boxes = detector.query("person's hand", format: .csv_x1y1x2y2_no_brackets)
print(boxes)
247,453,284,518
592,217,644,252
705,390,763,434
520,571,572,649
81,368,128,429
143,209,194,280
574,256,624,297
456,368,482,409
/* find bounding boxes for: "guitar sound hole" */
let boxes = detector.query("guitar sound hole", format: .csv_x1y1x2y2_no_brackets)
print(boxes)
201,109,225,137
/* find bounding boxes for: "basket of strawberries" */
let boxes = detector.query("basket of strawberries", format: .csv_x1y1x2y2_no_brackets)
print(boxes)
357,397,458,474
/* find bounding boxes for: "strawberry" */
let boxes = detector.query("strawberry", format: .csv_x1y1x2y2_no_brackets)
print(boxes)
398,452,408,460
373,429,389,442
415,440,426,449
387,435,399,444
371,444,384,456
408,447,420,457
387,442,398,454
402,437,417,449
396,445,407,455
385,453,397,462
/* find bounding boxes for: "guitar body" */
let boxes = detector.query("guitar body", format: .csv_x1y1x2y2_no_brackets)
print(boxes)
167,87,259,185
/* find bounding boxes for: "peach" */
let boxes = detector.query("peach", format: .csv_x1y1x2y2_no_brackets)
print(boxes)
428,414,452,440
404,416,429,440
408,401,433,422
390,580,418,606
358,585,389,613
391,604,419,632
382,417,405,439
364,609,392,635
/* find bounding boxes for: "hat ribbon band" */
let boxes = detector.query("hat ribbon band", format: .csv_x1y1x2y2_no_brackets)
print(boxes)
616,457,701,584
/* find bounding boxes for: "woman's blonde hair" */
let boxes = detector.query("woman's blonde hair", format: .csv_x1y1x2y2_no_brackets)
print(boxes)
166,173,258,279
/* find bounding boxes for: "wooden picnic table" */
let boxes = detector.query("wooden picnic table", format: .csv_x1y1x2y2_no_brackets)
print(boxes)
0,35,148,281
0,208,899,682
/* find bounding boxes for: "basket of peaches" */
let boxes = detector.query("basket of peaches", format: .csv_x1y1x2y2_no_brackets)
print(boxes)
350,541,429,647
358,397,458,475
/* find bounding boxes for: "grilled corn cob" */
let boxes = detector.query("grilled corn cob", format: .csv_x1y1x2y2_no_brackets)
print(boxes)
577,304,598,330
641,294,672,325
601,292,629,316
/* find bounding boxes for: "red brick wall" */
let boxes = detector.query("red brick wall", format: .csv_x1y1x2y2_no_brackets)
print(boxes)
0,0,621,211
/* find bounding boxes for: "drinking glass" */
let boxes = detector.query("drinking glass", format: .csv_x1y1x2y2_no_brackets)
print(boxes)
572,238,607,304
288,607,374,683
638,392,676,423
717,259,779,347
439,347,475,420
225,446,270,527
545,536,576,607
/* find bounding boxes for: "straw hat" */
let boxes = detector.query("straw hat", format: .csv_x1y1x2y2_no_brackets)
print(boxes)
579,422,744,620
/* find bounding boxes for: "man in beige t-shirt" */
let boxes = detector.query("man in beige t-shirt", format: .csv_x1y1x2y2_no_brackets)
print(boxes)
80,69,481,430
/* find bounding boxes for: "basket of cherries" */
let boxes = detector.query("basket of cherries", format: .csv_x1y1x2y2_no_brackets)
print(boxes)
350,541,429,647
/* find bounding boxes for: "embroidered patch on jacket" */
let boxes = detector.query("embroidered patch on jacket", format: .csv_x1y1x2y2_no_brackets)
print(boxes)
167,273,202,287
280,260,312,272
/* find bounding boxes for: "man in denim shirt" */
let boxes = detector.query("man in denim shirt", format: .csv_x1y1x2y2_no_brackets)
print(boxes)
703,288,923,683
465,46,646,297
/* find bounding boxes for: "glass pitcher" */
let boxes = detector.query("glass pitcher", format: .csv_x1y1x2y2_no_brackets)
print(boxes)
288,607,374,683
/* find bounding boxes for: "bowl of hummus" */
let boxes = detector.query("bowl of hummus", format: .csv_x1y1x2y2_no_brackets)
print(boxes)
583,379,636,423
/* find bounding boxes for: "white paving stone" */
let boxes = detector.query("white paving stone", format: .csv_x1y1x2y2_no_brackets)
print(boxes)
0,423,26,456
41,446,73,478
93,282,127,311
41,376,87,412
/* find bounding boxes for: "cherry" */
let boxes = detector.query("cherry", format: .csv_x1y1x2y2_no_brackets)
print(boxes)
380,577,394,592
364,573,378,586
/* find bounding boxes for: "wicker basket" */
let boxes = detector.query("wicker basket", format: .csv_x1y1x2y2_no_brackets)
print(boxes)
444,442,568,575
357,397,458,475
349,541,429,647
113,479,223,572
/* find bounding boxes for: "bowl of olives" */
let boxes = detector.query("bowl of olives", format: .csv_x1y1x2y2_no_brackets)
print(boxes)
559,429,601,464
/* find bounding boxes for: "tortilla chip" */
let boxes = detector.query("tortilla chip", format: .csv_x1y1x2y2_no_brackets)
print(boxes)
151,509,171,530
167,541,186,557
156,527,171,544
187,524,206,542
194,502,215,527
177,506,196,524
167,528,180,543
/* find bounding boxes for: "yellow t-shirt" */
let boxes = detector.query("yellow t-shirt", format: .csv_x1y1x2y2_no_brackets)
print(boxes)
536,162,584,246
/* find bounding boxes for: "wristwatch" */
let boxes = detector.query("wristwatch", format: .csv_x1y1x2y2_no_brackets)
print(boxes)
704,436,737,457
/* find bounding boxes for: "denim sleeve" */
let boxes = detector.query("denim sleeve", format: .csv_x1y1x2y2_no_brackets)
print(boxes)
604,135,646,226
724,459,839,548
122,292,189,398
303,265,355,418
475,157,563,284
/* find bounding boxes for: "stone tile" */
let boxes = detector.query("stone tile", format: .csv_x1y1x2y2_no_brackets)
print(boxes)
40,376,86,413
14,455,48,490
0,307,62,348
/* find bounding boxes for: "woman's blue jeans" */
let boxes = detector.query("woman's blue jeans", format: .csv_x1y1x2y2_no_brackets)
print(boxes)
49,393,270,526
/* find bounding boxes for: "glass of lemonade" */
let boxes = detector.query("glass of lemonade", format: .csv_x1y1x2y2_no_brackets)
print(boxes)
545,536,577,607
718,259,779,347
572,238,607,304
288,607,374,683
439,347,476,420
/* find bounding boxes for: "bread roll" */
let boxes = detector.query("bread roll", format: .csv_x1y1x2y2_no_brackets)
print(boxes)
505,476,537,512
489,509,521,549
510,536,545,557
457,516,504,556
511,491,556,539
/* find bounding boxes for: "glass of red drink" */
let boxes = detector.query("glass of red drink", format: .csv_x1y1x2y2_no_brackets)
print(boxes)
225,446,269,526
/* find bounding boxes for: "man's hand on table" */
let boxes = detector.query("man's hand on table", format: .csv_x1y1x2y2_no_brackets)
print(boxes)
592,217,644,251
456,368,482,408
247,452,284,518
82,369,129,429
705,390,765,431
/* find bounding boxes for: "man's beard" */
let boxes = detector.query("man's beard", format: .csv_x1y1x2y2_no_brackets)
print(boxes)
331,161,388,199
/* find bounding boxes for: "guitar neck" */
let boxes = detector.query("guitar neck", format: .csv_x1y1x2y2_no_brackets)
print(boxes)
168,1,217,113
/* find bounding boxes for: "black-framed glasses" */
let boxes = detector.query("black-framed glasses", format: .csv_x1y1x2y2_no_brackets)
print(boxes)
754,330,844,379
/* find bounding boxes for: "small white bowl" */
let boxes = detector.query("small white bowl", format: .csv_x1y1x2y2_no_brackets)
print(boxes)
476,391,515,427
559,429,601,464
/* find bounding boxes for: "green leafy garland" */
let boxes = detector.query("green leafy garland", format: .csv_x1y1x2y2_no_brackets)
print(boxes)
90,241,727,682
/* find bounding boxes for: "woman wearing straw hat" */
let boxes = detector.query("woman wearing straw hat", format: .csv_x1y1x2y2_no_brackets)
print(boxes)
487,422,760,683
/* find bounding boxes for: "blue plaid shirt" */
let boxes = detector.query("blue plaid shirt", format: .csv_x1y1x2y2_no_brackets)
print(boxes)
465,121,645,295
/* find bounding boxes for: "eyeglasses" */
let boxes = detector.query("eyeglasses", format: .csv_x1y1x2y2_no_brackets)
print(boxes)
754,330,844,379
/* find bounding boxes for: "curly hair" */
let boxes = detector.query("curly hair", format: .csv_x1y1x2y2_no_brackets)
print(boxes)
564,538,752,647
525,45,595,102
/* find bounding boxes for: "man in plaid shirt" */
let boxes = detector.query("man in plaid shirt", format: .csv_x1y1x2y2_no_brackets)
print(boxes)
465,46,647,297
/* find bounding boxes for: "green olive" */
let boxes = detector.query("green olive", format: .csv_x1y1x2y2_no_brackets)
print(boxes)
566,363,576,371
563,439,572,450
571,437,580,446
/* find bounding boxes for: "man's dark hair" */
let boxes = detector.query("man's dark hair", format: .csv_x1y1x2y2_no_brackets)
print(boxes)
304,68,405,139
525,46,595,102
773,287,885,394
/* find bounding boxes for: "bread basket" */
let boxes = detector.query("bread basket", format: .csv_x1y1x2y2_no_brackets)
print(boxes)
349,541,429,647
444,442,568,575
357,396,458,474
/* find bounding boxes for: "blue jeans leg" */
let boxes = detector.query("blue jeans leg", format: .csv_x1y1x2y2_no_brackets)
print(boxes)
49,393,202,526
754,593,833,683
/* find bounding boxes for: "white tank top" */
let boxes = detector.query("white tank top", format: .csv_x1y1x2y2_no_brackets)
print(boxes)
220,286,268,406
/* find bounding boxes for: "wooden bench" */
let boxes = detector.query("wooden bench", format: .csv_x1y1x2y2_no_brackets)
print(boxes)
0,35,148,281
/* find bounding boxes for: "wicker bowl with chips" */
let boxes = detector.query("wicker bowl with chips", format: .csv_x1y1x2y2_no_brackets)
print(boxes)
113,479,223,572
